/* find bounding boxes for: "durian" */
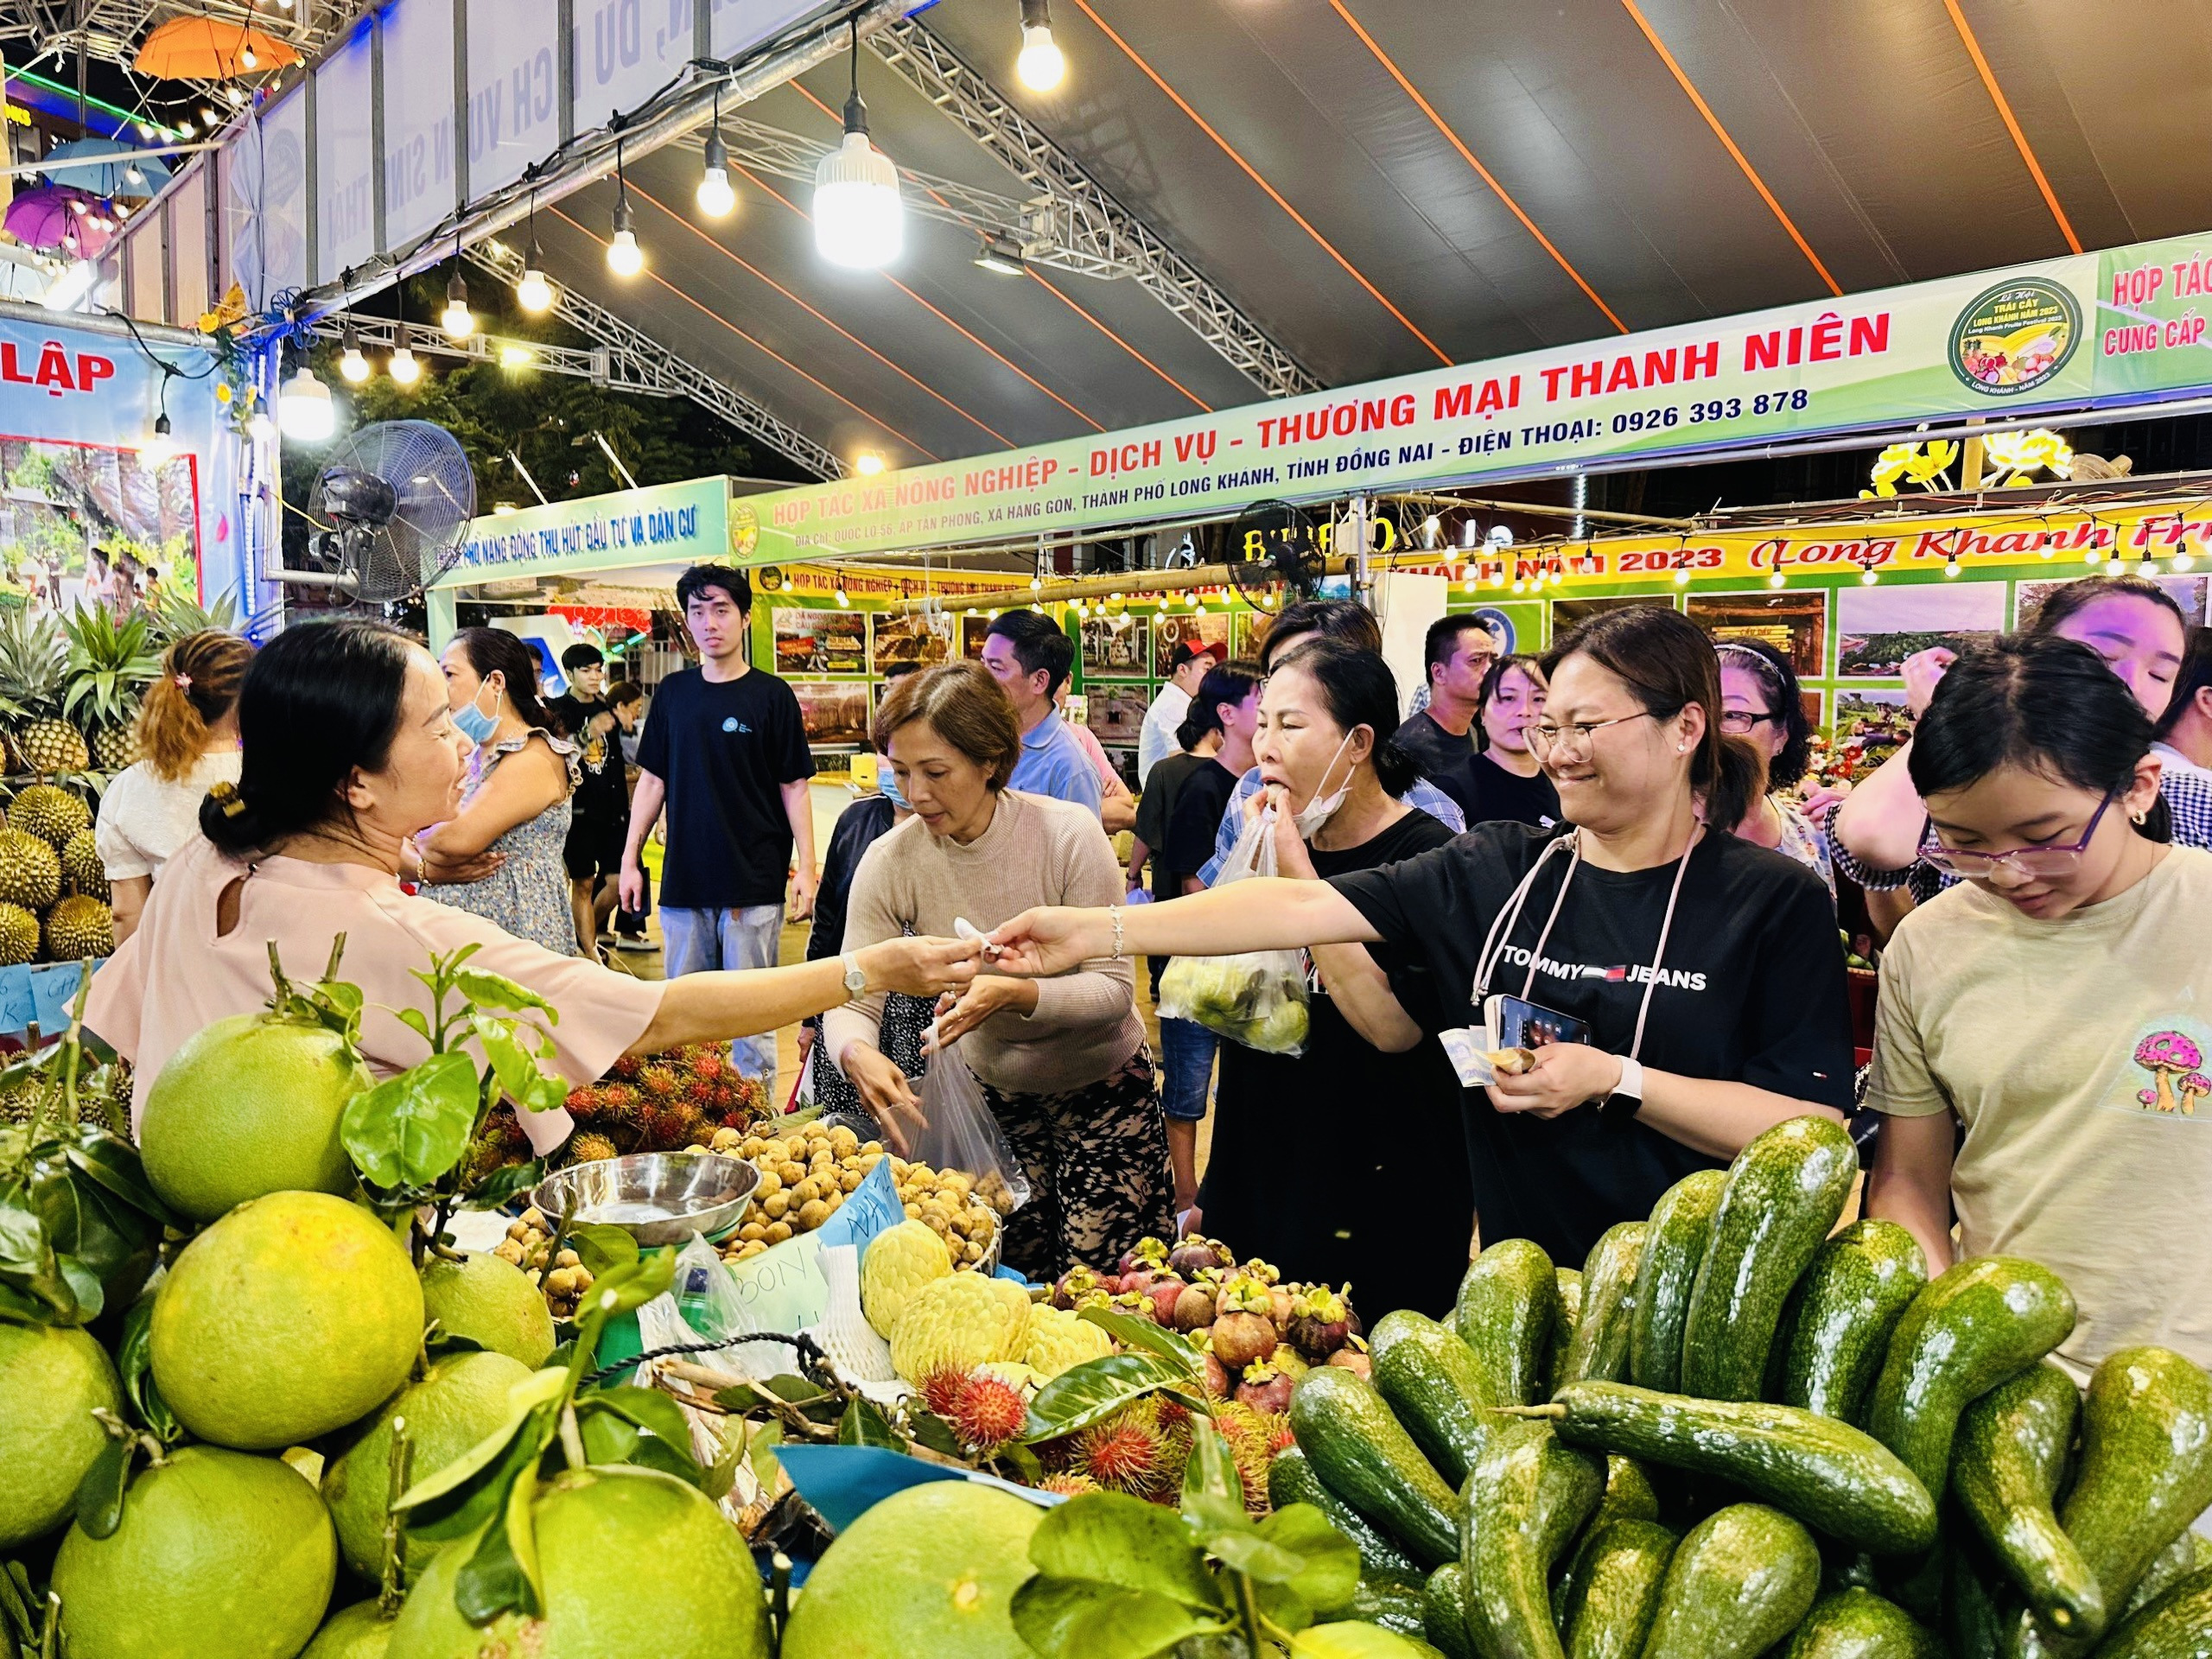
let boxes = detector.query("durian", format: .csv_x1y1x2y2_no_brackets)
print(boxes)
9,784,90,848
0,830,60,911
43,893,112,961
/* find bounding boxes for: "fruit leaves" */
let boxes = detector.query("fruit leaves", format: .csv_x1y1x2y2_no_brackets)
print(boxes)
1022,1352,1210,1444
1028,1491,1226,1611
1010,1578,1230,1659
342,1051,480,1191
1290,1624,1438,1658
1077,1305,1206,1377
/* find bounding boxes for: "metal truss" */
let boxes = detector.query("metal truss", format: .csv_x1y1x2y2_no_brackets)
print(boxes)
306,314,686,397
0,1,352,103
465,240,845,481
868,16,1319,399
677,114,1132,282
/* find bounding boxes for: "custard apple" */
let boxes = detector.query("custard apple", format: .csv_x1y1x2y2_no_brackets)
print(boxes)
1023,1303,1114,1380
888,1272,1032,1383
860,1219,953,1338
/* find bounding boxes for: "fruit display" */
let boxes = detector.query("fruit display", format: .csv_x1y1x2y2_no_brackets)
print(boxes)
0,605,91,775
709,1118,1010,1267
464,1041,770,1179
483,1205,598,1323
1271,1114,2212,1659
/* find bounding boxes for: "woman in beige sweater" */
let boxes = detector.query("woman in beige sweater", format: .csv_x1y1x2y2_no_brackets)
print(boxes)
827,662,1172,1278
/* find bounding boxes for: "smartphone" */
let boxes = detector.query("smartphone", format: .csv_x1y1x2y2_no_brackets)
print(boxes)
1484,993,1592,1053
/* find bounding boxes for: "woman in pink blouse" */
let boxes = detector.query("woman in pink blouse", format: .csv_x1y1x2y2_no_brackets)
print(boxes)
86,620,980,1154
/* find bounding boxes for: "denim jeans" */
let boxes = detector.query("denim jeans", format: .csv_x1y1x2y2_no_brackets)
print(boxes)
1156,1015,1218,1123
659,904,784,1083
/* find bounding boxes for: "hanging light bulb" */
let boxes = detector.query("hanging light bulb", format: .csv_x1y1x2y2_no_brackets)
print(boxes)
2139,555,2161,577
2173,550,2197,573
697,92,736,218
1859,565,1879,586
1015,0,1065,91
1673,565,1693,587
1767,569,1787,589
240,42,258,69
277,362,335,442
245,410,276,442
1421,514,1440,550
1943,556,1962,580
607,142,645,276
139,412,178,468
338,322,370,384
814,23,903,268
835,583,850,608
440,259,474,340
388,321,422,387
855,451,886,476
516,197,556,313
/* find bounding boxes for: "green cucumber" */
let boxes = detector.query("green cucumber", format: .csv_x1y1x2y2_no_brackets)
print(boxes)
1559,1519,1675,1659
1680,1116,1859,1402
1642,1503,1822,1659
1457,1419,1590,1659
1953,1361,2104,1639
1424,1563,1476,1659
1770,1220,1929,1425
2091,1567,2212,1659
1290,1364,1464,1567
1453,1239,1560,1410
1552,1457,1665,1625
1271,1444,1427,1590
1371,1311,1497,1486
1629,1170,1727,1394
1783,1588,1945,1659
1559,1223,1647,1389
2125,1535,2205,1625
1538,1382,1937,1554
2059,1346,2212,1622
1348,1578,1432,1638
1549,1268,1584,1397
1866,1256,2078,1496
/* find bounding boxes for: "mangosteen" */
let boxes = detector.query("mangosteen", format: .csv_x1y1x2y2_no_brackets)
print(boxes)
1145,1277,1186,1325
1168,1236,1232,1279
1172,1282,1217,1332
1268,1287,1294,1330
1211,1310,1277,1370
1117,1237,1169,1278
1052,1267,1098,1311
1122,1268,1160,1298
1235,1363,1295,1415
1286,1285,1351,1362
1201,1351,1231,1401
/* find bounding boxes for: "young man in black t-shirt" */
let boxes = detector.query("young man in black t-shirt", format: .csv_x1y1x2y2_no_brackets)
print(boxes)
1395,614,1497,785
548,643,632,957
620,564,817,1085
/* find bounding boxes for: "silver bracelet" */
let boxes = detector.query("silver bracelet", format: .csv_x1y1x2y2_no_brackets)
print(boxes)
1109,905,1124,959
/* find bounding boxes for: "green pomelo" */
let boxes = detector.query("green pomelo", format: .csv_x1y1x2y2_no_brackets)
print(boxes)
150,1191,424,1451
139,1014,371,1223
324,1349,533,1581
780,1480,1042,1659
387,1465,770,1659
0,1320,122,1548
301,1601,395,1659
419,1252,555,1368
51,1444,336,1659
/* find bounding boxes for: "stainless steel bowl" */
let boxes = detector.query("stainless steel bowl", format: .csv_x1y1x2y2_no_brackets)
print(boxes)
530,1152,760,1248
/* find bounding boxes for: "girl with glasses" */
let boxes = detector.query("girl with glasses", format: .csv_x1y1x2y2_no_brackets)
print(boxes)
1864,632,2209,1378
1714,639,1834,896
991,607,1853,1269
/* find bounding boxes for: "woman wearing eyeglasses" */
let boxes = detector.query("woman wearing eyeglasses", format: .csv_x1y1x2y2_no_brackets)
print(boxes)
991,607,1853,1268
1715,639,1837,896
1864,633,2210,1377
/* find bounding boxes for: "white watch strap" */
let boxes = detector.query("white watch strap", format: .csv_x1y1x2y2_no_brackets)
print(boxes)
842,951,867,994
1614,1055,1645,1102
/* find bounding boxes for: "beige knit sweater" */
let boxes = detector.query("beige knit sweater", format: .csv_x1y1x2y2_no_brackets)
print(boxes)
824,788,1142,1096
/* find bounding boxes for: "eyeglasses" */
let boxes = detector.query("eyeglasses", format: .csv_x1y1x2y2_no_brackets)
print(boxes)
1916,792,2115,880
1719,709,1779,735
1528,709,1659,757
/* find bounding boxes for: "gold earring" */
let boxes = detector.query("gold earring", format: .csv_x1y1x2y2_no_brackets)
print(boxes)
2132,808,2148,825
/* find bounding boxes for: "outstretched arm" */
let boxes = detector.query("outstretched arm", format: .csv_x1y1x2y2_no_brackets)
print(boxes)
989,875,1380,977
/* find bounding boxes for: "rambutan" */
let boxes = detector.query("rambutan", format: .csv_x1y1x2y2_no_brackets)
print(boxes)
639,1064,679,1099
690,1046,726,1081
1068,1411,1166,1497
600,1083,641,1114
918,1368,974,1420
1037,1472,1098,1497
952,1375,1028,1452
608,1054,641,1080
564,1084,608,1116
1211,1404,1281,1516
684,1077,716,1107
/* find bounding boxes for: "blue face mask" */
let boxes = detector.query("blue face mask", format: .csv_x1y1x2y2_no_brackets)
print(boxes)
453,682,501,746
879,764,908,811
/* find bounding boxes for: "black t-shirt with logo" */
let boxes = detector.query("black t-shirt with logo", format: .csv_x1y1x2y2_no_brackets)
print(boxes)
634,667,816,909
547,693,629,827
1331,821,1854,1267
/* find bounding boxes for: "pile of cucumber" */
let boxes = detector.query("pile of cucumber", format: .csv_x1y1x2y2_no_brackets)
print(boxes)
1271,1116,2212,1659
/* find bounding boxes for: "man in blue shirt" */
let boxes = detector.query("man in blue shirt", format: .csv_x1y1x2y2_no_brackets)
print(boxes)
982,610,1103,816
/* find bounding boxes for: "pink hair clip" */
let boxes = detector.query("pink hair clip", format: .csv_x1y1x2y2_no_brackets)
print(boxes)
174,673,192,691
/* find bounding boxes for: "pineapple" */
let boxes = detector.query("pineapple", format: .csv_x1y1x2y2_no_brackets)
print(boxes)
42,893,112,961
60,829,108,900
0,830,60,911
0,901,37,965
0,607,87,775
10,784,90,849
62,604,159,772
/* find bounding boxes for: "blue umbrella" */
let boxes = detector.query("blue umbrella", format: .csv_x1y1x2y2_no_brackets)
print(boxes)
41,137,171,197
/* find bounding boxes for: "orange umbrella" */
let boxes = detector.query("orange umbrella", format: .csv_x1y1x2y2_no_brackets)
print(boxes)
133,15,300,79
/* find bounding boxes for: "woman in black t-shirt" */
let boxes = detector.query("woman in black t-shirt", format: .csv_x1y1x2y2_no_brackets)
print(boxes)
991,608,1854,1268
1197,643,1472,1315
1447,653,1561,830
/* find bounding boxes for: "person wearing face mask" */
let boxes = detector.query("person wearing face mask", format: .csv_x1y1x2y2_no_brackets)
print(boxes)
421,628,582,957
1441,653,1561,829
80,622,984,1147
1832,575,2212,913
1194,642,1474,1313
989,607,1854,1268
1864,633,2212,1378
1713,640,1834,895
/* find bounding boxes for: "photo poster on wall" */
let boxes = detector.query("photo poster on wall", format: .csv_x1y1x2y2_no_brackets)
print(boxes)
872,610,956,675
2015,574,2209,629
960,613,994,660
772,607,868,677
1080,611,1150,678
1084,683,1150,749
1833,688,1912,779
1686,591,1828,680
1154,611,1231,665
1834,582,2006,679
792,681,871,747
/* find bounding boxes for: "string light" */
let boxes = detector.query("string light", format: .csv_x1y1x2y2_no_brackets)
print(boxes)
276,362,334,442
1015,0,1065,91
835,583,850,608
440,246,474,340
1859,565,1879,586
139,412,177,468
2139,556,2160,577
697,90,736,218
1673,565,1693,587
1767,569,1786,589
607,141,644,277
855,452,886,476
338,321,369,384
1943,556,1961,580
815,22,903,268
516,195,555,313
2173,551,2197,573
387,321,422,387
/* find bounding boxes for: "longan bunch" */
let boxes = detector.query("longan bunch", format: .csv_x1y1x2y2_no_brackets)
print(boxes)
892,1158,1002,1268
714,1120,880,1262
491,1206,597,1319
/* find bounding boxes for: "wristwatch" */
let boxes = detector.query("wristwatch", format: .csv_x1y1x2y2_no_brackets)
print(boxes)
841,952,868,996
1599,1055,1644,1122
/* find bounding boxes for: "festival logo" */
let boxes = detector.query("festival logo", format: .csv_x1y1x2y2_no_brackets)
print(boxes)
728,500,760,558
1948,277,2080,396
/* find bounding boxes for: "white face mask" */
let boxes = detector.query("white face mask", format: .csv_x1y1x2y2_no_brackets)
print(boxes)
1293,729,1359,837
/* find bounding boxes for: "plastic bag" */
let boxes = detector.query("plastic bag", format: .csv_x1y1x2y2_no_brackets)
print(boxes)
911,1024,1031,1215
1155,799,1311,1056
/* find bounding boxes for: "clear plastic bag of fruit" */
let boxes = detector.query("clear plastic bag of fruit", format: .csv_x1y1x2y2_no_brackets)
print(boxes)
910,1023,1032,1214
1155,799,1311,1057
